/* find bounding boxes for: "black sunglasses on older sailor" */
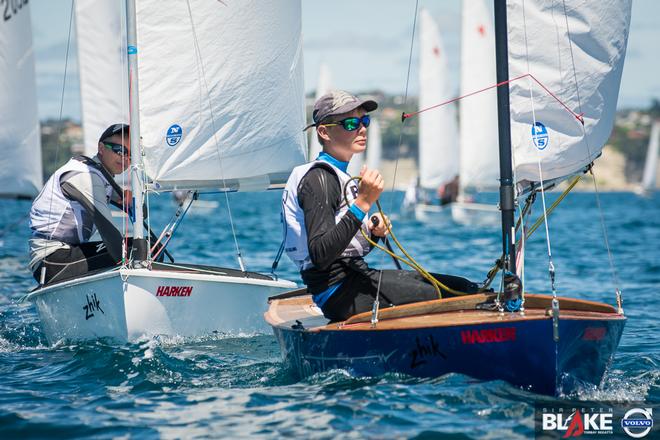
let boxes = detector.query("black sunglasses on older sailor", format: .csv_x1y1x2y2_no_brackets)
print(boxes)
103,142,129,156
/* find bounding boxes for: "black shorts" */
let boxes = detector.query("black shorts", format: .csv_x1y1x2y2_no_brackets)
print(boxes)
33,241,119,285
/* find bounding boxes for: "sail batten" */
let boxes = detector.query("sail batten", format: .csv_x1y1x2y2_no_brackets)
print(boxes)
135,0,306,191
507,0,632,190
0,3,42,198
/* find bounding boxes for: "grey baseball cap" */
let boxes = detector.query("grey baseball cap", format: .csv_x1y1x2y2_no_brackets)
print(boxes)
304,90,378,131
99,123,130,143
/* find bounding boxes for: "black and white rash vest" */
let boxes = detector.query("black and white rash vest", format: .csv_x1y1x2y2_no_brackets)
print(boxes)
282,160,372,271
29,157,115,244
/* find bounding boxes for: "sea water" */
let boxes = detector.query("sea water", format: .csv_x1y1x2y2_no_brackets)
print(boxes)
0,191,658,438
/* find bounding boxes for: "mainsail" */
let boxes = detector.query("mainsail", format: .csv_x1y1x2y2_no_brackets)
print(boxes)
0,2,42,198
507,0,632,190
418,9,458,191
76,0,133,235
76,0,127,156
459,0,498,191
135,0,306,191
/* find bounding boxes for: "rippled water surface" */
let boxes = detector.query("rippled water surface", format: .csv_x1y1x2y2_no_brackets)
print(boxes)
1,191,658,438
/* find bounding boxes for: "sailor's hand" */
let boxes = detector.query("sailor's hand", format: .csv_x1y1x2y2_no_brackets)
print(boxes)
369,213,391,237
354,166,384,212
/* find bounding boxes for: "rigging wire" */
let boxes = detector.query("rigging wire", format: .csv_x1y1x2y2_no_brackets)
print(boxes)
184,0,246,272
368,0,421,326
521,0,560,338
119,0,131,267
39,0,76,285
561,0,623,312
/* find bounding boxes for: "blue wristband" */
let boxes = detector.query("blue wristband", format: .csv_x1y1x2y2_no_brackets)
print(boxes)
349,203,366,222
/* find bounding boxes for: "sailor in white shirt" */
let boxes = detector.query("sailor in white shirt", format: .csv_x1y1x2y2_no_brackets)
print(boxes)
29,123,131,285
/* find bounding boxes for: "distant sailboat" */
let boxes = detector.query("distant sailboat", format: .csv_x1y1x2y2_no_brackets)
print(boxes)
636,121,660,196
413,9,459,221
307,63,332,162
451,0,500,226
27,0,305,343
0,2,42,199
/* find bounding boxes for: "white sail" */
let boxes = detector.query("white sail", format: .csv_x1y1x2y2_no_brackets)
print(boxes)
135,0,306,191
0,3,42,198
418,9,458,190
347,152,364,178
308,63,332,161
459,0,498,191
76,1,127,156
507,0,632,190
366,118,382,171
347,115,380,178
641,121,660,192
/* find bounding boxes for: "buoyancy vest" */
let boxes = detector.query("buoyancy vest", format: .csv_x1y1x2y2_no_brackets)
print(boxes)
282,160,372,271
29,156,117,244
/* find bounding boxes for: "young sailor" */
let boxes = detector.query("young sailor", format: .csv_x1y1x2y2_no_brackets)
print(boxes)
283,91,478,321
29,123,131,285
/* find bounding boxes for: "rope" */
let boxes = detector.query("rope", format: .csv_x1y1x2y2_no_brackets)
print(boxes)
402,72,584,125
343,177,474,298
481,175,581,289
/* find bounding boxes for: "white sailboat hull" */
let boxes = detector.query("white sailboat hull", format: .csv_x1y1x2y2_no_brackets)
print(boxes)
414,203,451,222
27,266,297,344
450,202,499,226
414,201,499,226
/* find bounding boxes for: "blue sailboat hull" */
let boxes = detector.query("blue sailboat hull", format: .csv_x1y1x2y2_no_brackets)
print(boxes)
272,313,625,396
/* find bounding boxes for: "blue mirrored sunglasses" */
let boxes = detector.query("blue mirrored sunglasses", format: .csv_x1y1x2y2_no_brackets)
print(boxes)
322,115,371,131
103,142,129,156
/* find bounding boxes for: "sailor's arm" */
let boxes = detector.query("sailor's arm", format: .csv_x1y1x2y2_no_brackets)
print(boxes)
60,172,123,262
299,167,363,270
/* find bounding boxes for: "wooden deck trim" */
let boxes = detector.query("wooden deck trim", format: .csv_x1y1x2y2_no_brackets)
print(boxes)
342,293,617,325
266,293,622,331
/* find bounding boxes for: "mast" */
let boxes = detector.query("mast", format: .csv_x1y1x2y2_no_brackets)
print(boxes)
493,0,516,274
125,0,147,262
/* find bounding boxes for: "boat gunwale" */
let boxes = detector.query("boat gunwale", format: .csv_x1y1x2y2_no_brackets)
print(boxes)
266,293,625,332
26,264,297,300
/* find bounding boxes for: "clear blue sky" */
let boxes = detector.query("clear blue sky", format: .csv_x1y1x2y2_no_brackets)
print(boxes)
31,0,660,121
